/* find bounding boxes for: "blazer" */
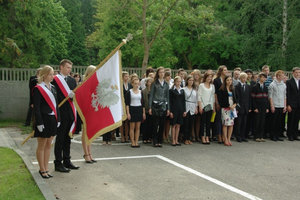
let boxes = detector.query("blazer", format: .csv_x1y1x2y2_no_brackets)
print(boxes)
235,82,251,114
149,80,170,110
286,78,300,108
52,75,76,120
169,88,186,113
213,77,222,95
123,82,133,98
33,85,61,126
218,88,237,108
251,83,269,111
29,75,38,104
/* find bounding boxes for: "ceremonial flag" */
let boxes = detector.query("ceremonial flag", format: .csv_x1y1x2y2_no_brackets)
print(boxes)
74,51,126,144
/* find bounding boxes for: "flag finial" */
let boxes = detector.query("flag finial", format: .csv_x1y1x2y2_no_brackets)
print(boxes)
123,33,133,44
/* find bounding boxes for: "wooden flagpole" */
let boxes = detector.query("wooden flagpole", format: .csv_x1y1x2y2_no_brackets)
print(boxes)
21,34,133,146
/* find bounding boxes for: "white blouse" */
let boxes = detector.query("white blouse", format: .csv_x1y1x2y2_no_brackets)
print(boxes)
198,83,215,109
184,87,198,115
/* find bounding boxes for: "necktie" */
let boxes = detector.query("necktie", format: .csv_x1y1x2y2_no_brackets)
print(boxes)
243,84,245,91
261,85,263,91
64,77,67,83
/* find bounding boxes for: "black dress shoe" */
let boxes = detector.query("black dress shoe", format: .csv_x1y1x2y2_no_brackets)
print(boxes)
63,162,80,170
236,138,242,143
242,139,248,142
271,138,278,142
288,138,294,141
276,138,284,141
294,138,300,141
22,123,30,126
55,165,70,173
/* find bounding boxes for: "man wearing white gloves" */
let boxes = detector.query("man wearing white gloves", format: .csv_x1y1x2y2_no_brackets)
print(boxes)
52,59,79,172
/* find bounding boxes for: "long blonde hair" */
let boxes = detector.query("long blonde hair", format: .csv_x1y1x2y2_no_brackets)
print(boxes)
84,65,96,80
38,65,53,84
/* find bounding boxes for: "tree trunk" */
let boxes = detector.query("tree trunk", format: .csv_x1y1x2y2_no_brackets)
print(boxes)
141,0,148,75
282,0,288,70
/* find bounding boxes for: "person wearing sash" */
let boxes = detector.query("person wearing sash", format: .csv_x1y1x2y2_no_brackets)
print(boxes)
33,65,60,178
52,59,79,172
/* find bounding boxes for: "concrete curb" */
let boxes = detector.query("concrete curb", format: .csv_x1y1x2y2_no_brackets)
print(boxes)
0,128,56,200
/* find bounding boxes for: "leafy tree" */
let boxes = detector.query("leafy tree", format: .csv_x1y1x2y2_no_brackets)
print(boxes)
61,0,88,65
0,0,70,68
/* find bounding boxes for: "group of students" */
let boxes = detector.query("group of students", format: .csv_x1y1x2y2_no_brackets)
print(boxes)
31,61,300,179
121,65,300,148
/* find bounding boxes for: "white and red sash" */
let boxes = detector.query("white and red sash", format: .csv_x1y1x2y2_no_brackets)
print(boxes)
54,75,77,134
36,82,58,121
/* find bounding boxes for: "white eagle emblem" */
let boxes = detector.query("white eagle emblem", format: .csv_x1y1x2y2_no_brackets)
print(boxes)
91,78,119,111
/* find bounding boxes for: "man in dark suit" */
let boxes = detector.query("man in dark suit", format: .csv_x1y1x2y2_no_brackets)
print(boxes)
52,59,79,172
251,73,269,142
23,68,42,126
286,67,300,141
235,72,251,142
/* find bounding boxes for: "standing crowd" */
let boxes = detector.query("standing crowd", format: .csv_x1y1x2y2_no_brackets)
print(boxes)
27,61,300,179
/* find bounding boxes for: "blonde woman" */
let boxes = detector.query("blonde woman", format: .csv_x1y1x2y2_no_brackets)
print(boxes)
82,65,97,163
33,65,60,178
126,78,146,147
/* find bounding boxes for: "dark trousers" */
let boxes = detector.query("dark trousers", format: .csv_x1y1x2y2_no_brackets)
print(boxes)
75,113,82,133
287,107,300,139
54,117,73,166
270,108,283,139
200,110,213,137
152,115,166,144
183,111,195,140
246,111,254,137
103,131,111,142
142,113,153,141
24,102,33,125
253,110,266,139
213,110,222,137
236,113,248,140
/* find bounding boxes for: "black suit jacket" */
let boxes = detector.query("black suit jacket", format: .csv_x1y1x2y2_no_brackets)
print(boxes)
235,82,251,114
218,88,237,108
33,85,61,126
29,75,38,104
286,78,300,108
52,75,76,121
123,83,133,98
169,88,186,113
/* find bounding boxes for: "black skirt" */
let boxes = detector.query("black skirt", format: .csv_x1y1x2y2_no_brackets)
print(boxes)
34,114,57,138
129,106,143,122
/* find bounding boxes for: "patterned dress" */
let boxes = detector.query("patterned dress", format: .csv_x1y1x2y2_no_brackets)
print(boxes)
221,92,234,126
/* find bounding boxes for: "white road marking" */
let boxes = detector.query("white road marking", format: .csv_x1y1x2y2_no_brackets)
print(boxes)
32,155,262,200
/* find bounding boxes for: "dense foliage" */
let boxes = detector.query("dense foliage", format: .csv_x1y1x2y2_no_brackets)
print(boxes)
1,0,299,71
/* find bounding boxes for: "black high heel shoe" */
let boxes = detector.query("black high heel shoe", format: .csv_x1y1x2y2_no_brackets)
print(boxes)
39,171,49,179
83,155,93,164
45,171,53,178
89,154,97,162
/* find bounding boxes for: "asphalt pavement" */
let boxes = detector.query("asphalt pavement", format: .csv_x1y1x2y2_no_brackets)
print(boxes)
1,127,300,200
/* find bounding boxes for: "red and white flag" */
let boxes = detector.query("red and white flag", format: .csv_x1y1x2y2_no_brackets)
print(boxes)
74,51,126,144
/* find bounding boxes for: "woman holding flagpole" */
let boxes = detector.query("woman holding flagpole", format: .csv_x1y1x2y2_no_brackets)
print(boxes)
82,65,97,163
33,65,60,178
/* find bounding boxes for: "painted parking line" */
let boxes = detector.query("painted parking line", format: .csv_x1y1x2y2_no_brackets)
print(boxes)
32,155,262,200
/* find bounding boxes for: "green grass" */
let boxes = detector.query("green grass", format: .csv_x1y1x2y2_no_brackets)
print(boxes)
0,147,44,200
0,119,33,135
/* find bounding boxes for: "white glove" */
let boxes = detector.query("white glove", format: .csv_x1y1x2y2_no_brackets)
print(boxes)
37,125,44,132
68,91,75,98
57,122,61,128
